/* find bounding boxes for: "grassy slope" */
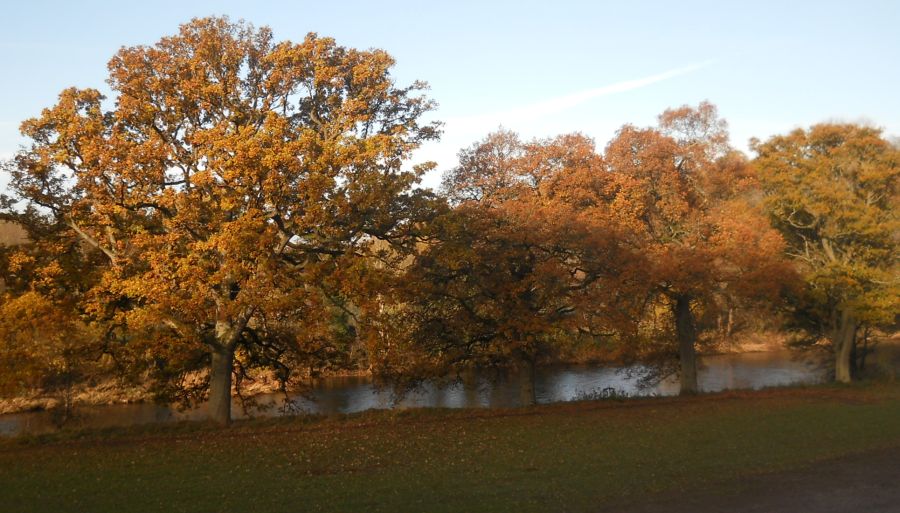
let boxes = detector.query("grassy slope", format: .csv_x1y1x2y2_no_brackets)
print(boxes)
1,384,899,513
0,221,27,246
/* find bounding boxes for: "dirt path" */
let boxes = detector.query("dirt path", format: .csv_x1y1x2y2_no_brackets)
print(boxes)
598,445,900,513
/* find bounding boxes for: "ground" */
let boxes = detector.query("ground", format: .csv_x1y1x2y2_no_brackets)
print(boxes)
0,383,898,512
600,445,900,513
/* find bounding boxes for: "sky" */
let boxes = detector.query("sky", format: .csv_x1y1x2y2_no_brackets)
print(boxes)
1,0,898,190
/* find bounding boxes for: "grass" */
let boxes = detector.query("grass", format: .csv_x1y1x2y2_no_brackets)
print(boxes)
0,220,27,246
1,383,899,513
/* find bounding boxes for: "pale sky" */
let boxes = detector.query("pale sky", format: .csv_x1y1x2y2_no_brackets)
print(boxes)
1,0,898,190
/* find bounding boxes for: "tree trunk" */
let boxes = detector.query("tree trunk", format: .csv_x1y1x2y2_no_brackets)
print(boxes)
519,358,537,407
674,296,699,395
461,366,480,405
857,327,871,374
725,307,734,338
833,309,856,384
208,344,234,424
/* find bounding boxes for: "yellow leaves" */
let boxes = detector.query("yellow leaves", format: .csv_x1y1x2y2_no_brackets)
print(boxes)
6,251,34,274
3,16,446,413
752,123,900,347
0,290,99,394
755,123,899,316
34,261,64,289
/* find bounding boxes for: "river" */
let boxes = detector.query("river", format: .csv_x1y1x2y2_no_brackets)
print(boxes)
0,351,826,437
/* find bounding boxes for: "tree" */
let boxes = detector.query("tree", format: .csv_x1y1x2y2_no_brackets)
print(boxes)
604,102,794,394
377,131,643,404
3,17,440,423
0,211,107,424
0,292,97,424
753,124,899,382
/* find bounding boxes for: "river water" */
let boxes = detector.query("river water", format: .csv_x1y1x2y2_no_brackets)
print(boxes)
0,351,826,437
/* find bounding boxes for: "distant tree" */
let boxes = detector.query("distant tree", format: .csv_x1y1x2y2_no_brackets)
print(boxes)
604,102,795,394
0,211,106,423
0,293,96,424
377,131,643,404
753,124,899,382
2,17,440,423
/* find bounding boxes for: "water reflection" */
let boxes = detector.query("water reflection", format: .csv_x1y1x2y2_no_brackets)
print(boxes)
0,351,825,437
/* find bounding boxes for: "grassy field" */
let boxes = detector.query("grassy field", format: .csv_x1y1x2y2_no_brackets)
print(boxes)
1,383,899,513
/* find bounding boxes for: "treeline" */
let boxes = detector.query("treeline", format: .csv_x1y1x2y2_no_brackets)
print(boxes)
0,18,897,423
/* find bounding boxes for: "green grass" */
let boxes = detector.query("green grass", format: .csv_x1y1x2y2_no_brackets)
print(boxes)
2,383,899,513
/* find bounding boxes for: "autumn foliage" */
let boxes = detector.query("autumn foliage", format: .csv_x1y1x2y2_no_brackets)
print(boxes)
376,104,797,396
2,17,440,423
372,131,645,398
754,124,899,382
0,17,896,422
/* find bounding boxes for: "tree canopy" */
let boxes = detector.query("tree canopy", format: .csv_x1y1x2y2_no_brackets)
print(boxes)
2,16,441,422
376,104,795,397
754,123,899,382
600,103,796,393
1,17,890,422
376,131,643,402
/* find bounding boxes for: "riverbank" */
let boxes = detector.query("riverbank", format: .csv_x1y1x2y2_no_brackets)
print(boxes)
2,382,899,512
0,367,372,416
4,336,896,418
2,351,828,435
0,339,797,416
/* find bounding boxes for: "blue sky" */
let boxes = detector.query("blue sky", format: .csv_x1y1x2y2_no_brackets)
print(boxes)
2,0,898,189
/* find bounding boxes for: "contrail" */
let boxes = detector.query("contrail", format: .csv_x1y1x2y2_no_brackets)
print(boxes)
412,60,715,189
449,60,715,127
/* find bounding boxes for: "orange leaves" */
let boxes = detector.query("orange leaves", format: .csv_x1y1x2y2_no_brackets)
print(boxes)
601,103,792,304
400,103,797,380
6,251,35,274
386,129,653,376
5,17,443,414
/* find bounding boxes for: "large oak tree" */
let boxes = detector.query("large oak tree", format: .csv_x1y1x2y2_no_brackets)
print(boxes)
3,17,440,423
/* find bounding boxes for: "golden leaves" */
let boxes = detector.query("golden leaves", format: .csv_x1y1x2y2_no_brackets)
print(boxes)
754,123,900,328
5,16,442,414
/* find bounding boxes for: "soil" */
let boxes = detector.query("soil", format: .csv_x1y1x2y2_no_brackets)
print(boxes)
598,444,900,513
